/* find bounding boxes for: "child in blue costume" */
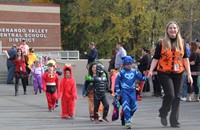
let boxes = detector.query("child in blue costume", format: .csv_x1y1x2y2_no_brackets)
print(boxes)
115,56,147,129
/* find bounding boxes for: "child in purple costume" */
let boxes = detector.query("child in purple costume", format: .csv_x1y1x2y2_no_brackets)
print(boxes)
32,60,44,94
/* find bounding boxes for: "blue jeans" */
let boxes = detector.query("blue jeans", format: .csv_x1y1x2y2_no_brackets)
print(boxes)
181,75,188,98
7,65,15,83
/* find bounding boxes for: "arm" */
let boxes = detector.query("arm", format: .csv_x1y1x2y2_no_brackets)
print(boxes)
115,72,121,97
183,58,193,86
72,79,78,100
136,70,147,81
148,59,159,78
3,50,10,59
42,73,47,91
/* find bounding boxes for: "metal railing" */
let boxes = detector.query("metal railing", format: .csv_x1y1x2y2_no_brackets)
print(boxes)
36,51,79,59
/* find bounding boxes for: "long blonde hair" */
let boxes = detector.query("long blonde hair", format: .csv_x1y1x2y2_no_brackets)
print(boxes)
163,21,183,51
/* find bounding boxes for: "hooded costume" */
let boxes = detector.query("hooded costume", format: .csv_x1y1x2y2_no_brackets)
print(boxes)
59,64,78,118
115,56,147,128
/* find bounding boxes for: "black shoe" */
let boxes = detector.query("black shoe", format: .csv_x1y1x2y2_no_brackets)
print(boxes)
39,89,42,93
160,117,168,126
121,120,125,126
24,92,27,95
15,92,18,96
7,81,14,84
171,124,180,128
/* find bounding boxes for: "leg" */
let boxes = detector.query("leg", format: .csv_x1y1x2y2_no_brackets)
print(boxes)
21,77,27,94
169,73,183,126
33,74,39,93
61,97,69,118
69,98,75,117
15,76,20,96
157,73,175,118
101,95,109,121
93,95,100,123
45,92,53,110
87,91,94,120
7,65,15,84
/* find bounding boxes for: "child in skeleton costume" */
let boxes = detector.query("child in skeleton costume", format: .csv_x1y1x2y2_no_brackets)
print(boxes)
42,63,59,112
59,64,78,119
85,63,113,124
115,56,147,129
32,60,44,94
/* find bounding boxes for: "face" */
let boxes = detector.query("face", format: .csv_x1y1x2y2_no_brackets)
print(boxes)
167,23,178,39
141,49,146,56
89,44,93,49
116,44,120,49
66,70,71,78
124,64,132,70
48,66,54,72
17,49,22,54
35,62,40,67
92,64,97,74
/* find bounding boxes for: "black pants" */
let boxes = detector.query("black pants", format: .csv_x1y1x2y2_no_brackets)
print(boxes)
157,72,184,125
15,75,27,93
188,75,199,94
94,94,109,120
152,75,162,96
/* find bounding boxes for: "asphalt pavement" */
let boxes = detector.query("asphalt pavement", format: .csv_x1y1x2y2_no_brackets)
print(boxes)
0,84,200,130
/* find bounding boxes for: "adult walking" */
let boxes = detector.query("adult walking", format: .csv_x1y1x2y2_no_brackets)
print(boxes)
84,42,98,66
138,47,151,92
148,21,193,128
6,44,17,84
188,41,200,101
3,48,30,96
115,42,127,70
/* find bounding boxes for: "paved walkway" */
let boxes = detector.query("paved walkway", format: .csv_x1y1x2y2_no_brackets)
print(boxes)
0,84,200,130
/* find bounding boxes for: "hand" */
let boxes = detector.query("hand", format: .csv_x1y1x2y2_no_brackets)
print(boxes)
117,96,120,100
111,92,116,97
147,71,153,78
2,50,7,53
188,75,193,86
84,52,87,55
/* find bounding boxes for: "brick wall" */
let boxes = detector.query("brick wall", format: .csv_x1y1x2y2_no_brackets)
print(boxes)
0,2,61,51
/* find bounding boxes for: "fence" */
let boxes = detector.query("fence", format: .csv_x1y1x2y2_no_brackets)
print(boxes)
35,51,79,60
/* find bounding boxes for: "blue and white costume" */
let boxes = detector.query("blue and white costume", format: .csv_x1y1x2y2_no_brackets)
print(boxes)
115,56,147,126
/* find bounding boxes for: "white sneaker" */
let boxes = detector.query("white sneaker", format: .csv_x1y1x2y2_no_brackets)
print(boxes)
180,97,186,101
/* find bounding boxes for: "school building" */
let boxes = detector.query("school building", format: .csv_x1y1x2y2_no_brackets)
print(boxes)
0,2,61,51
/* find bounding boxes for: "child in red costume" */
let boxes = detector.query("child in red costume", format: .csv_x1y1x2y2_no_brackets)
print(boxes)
42,63,59,112
59,64,78,119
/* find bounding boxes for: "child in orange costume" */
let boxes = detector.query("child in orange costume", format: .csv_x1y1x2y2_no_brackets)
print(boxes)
42,63,59,112
59,64,78,119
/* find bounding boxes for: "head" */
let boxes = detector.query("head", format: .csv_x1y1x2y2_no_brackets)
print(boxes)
35,60,41,67
96,63,104,76
116,42,123,49
12,44,17,49
89,63,97,76
29,48,34,53
16,48,23,57
22,39,26,44
65,68,71,78
142,47,149,56
123,56,133,70
89,42,95,49
47,63,55,72
190,41,198,53
195,38,200,49
164,21,183,51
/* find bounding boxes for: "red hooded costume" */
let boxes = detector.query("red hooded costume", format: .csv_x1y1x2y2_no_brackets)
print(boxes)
59,64,78,118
